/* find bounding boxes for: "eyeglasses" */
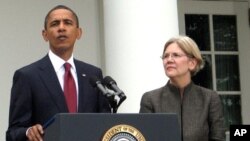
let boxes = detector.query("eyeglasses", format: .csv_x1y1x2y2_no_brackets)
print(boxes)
161,52,189,60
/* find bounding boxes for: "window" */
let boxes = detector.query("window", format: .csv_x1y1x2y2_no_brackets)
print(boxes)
178,0,250,131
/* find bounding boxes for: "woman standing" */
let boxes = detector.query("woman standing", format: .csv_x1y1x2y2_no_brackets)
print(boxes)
140,35,225,141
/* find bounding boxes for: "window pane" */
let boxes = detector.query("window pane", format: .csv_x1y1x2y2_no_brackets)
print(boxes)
220,95,242,130
216,55,240,91
185,14,211,51
192,55,213,89
213,15,238,51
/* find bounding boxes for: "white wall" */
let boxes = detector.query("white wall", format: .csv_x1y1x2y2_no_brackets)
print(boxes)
0,0,102,140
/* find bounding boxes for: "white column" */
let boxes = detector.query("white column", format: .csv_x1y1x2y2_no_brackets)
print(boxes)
102,0,179,113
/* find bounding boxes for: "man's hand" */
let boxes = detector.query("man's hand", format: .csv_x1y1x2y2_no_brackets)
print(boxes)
26,124,44,141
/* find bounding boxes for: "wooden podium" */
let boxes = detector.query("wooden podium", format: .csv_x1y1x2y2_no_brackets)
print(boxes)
43,113,181,141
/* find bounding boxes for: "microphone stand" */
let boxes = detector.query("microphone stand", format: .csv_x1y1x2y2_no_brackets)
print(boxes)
103,93,118,113
116,92,126,109
106,92,126,113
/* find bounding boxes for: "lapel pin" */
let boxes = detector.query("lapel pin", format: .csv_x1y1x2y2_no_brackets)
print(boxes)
82,74,86,77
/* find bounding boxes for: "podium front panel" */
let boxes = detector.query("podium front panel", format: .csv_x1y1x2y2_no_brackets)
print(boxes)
44,113,181,141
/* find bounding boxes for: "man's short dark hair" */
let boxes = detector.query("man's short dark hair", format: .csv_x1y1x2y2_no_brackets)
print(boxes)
44,5,79,29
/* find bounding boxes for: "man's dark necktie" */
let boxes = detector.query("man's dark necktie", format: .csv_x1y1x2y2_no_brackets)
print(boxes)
64,63,77,113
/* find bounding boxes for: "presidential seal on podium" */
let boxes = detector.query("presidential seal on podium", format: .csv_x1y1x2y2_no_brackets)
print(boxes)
102,124,146,141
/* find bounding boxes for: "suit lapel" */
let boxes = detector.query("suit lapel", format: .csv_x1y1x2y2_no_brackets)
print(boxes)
74,60,89,112
38,55,68,112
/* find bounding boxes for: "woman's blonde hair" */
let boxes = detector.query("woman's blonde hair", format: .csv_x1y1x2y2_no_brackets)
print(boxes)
163,35,204,76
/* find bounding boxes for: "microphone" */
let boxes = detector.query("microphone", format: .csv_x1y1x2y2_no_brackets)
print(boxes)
89,76,118,112
89,76,112,97
103,76,127,104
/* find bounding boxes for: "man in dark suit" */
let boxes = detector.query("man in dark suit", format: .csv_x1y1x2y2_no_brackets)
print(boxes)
6,5,111,141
